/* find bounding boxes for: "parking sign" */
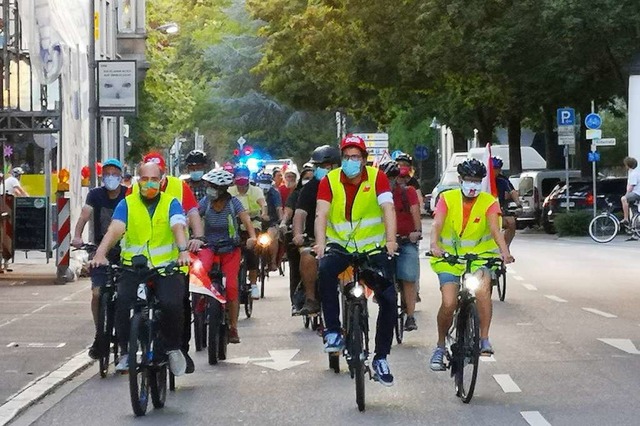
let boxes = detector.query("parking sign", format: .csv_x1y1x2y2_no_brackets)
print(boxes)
557,108,575,126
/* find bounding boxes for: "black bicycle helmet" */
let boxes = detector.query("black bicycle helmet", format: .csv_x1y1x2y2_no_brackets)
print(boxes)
310,145,341,165
379,159,400,177
185,149,208,166
457,158,487,178
395,153,413,165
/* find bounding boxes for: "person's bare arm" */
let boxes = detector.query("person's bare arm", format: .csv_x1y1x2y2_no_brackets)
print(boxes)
314,200,330,257
239,211,257,240
430,209,445,257
14,185,28,197
292,208,308,245
409,204,422,243
171,221,191,266
187,209,204,238
488,212,513,263
72,205,93,247
90,220,126,266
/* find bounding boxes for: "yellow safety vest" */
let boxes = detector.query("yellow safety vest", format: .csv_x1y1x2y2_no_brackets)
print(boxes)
229,185,263,231
430,189,499,276
131,175,183,201
326,166,386,253
120,192,180,270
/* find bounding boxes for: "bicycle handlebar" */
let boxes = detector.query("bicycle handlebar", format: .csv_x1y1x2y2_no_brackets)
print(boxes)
425,251,503,267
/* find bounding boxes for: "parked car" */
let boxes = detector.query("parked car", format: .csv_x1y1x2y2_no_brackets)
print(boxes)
541,177,626,233
516,170,582,228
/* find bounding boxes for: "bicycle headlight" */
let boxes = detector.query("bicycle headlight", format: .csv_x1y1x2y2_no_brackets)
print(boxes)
258,234,271,246
464,274,481,292
351,284,364,298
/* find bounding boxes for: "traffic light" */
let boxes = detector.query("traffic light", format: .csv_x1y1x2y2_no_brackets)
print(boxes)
243,145,253,156
233,148,240,156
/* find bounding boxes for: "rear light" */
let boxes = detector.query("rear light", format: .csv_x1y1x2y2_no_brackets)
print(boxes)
586,193,594,205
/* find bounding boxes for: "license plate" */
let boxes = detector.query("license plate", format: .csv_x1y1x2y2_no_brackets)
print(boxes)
560,202,575,207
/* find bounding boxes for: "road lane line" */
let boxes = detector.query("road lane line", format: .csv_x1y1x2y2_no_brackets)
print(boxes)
598,338,640,355
521,411,552,426
493,374,522,393
582,308,617,318
479,355,496,362
513,275,524,281
507,268,517,274
517,322,533,326
0,319,18,329
522,283,538,291
544,295,568,303
29,304,50,314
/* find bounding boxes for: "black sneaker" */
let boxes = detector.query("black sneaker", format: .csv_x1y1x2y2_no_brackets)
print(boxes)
299,299,321,316
404,316,417,332
372,358,394,387
291,305,301,316
88,338,99,360
184,351,195,374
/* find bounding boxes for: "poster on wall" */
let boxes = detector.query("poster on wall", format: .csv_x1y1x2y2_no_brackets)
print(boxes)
97,60,137,115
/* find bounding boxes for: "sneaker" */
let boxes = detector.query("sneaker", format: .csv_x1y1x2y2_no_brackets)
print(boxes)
115,355,129,373
372,358,394,387
251,284,260,300
184,351,195,374
299,298,321,316
88,337,99,360
429,346,446,371
323,332,344,353
291,305,301,316
404,316,417,332
229,327,241,344
480,339,494,356
167,350,187,376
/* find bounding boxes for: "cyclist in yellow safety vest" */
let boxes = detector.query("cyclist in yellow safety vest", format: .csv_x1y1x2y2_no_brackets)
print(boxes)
91,161,192,377
428,158,515,372
314,134,398,387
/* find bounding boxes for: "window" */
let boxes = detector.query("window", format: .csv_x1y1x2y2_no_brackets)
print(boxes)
519,177,534,197
541,178,561,197
118,0,135,33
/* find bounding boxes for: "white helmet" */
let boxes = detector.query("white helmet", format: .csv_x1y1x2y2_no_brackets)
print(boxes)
202,169,234,186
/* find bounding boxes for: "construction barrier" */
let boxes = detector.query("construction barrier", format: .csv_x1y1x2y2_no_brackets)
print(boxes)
56,195,70,270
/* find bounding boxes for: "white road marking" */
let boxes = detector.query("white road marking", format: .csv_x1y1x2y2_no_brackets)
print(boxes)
29,304,50,314
0,319,18,329
507,268,517,274
598,338,640,355
513,275,524,281
544,295,568,303
522,283,538,291
6,342,16,348
5,342,66,349
493,374,522,393
479,355,496,362
582,308,617,318
225,349,309,371
517,322,533,326
521,411,552,426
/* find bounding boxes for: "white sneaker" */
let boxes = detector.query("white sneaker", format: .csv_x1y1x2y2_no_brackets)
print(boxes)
251,284,260,300
167,350,186,376
115,354,129,373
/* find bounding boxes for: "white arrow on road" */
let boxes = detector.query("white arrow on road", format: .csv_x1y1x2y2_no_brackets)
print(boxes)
224,349,309,371
598,339,640,355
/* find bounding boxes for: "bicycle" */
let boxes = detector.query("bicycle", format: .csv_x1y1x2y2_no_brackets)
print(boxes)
117,255,182,417
589,199,640,243
491,260,507,302
256,231,272,299
238,247,253,318
426,251,502,403
75,243,119,378
393,235,420,345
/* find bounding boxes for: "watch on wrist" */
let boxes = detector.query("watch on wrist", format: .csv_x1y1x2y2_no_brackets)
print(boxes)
178,245,188,252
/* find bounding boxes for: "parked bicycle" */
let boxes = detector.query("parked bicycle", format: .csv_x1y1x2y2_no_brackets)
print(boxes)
426,251,502,403
589,199,640,243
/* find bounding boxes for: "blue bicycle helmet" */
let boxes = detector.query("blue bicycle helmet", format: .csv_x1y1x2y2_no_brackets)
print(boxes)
491,156,504,169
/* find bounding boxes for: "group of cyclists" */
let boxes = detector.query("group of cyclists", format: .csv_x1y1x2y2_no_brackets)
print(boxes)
72,134,515,388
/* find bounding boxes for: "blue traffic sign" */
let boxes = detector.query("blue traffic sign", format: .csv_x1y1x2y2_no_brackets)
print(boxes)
585,113,602,130
414,145,429,161
391,150,404,160
557,108,575,126
588,152,601,162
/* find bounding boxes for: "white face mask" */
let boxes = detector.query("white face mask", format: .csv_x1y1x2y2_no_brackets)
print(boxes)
301,179,310,186
461,180,482,198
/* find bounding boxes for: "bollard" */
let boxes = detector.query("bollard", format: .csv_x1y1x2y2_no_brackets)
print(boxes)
55,193,74,284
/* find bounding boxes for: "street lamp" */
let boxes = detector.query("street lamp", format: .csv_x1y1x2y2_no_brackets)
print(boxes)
430,117,442,181
156,22,179,35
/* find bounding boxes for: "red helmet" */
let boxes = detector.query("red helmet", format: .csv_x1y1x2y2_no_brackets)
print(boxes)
340,134,367,154
142,151,166,172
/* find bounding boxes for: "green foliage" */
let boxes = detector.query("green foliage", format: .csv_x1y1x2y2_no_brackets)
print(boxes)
554,212,593,237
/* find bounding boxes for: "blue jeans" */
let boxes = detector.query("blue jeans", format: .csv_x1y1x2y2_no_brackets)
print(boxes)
318,245,397,358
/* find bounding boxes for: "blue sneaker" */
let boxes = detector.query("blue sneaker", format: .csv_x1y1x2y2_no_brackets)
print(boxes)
323,332,344,353
372,358,394,387
480,339,494,355
429,346,446,371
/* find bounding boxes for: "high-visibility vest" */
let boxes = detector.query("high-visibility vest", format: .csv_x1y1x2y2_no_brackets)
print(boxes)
430,189,499,276
120,192,180,270
131,175,183,201
326,166,385,253
229,185,263,230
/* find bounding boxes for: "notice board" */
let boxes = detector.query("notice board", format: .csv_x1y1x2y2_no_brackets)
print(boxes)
14,197,49,251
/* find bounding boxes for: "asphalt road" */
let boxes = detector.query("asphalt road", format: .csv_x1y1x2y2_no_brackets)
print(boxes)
6,222,640,425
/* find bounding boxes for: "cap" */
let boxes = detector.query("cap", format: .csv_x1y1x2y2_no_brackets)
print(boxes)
340,134,367,153
142,152,166,172
102,158,123,171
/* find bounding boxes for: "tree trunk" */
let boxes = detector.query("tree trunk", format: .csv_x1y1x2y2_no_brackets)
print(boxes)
507,113,523,174
451,129,467,152
475,107,495,146
543,105,562,169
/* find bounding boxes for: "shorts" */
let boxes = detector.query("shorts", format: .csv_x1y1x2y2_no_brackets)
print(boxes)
396,242,420,282
89,248,119,289
624,192,640,204
436,267,490,287
197,247,241,302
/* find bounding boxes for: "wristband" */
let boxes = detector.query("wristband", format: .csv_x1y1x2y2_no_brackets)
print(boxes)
178,245,188,252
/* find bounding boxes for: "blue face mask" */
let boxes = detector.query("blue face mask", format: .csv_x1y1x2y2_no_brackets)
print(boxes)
314,167,329,181
190,171,204,181
103,175,122,191
341,159,362,178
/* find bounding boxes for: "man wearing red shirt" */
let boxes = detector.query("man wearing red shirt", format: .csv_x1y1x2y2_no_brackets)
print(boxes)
278,167,297,206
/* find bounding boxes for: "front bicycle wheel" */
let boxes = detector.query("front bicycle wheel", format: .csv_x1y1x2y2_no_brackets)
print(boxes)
149,365,167,409
208,299,222,365
350,304,366,412
454,303,480,403
129,313,150,416
260,260,266,299
589,214,619,243
97,291,111,378
395,304,405,344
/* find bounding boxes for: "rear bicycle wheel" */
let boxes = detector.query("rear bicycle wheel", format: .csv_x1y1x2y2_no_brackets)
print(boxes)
97,291,111,378
260,260,266,299
454,303,480,403
149,365,167,409
218,321,228,361
589,214,619,243
128,313,150,416
350,304,366,412
208,298,222,365
631,213,640,238
192,296,205,352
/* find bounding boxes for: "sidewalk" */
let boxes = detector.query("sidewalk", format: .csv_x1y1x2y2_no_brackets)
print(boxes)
0,251,81,285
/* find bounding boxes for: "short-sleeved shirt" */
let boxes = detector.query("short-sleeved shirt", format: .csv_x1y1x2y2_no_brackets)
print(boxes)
198,195,245,253
392,185,419,236
406,176,420,191
112,196,185,227
296,178,321,239
125,180,198,215
187,179,208,202
628,168,640,196
317,168,393,221
4,176,21,195
86,185,127,243
264,186,282,226
495,174,515,209
435,195,501,233
278,185,293,206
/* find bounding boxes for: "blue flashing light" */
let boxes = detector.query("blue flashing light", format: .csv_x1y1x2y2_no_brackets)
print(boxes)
246,157,261,173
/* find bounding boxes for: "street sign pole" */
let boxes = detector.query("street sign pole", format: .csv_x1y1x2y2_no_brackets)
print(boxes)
564,145,570,212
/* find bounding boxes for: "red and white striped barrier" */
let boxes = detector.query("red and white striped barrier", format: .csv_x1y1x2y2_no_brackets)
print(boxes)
56,196,70,269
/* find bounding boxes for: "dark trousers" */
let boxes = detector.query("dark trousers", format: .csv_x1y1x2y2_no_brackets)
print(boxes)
285,233,301,303
318,247,397,358
181,274,191,353
116,271,185,354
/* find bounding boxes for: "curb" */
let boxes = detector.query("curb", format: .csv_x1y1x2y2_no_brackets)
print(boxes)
0,350,95,426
